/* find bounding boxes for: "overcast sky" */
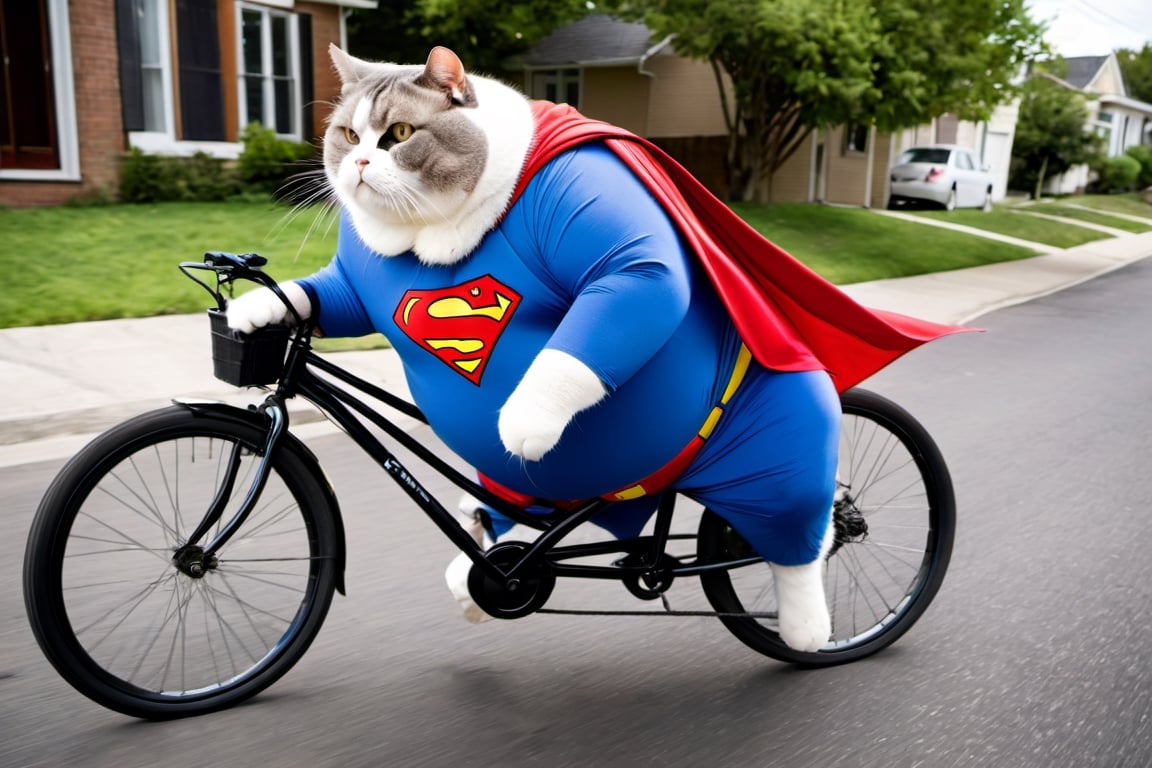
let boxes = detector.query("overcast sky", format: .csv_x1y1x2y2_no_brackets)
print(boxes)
1027,0,1152,56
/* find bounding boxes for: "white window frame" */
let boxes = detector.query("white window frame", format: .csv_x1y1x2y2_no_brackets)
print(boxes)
528,69,581,108
236,2,303,140
126,0,177,149
126,0,240,158
0,0,79,181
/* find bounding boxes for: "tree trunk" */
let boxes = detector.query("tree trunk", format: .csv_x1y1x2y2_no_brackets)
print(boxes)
1034,155,1049,200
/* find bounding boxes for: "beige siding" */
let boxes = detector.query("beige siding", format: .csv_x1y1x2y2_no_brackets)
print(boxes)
1088,59,1124,95
872,133,895,206
823,126,870,206
760,132,812,202
579,67,651,136
644,56,728,137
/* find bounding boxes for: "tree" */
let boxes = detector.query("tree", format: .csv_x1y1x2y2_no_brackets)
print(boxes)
344,0,436,64
1008,74,1102,198
347,0,589,75
1117,44,1152,104
625,0,1046,201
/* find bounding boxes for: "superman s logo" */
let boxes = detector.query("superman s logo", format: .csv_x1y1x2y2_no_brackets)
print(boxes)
393,275,522,385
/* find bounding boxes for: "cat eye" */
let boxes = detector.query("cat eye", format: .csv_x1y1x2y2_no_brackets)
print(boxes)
343,127,360,145
390,123,413,143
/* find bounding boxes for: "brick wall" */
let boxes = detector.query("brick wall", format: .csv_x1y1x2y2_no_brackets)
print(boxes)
0,0,126,207
298,2,343,142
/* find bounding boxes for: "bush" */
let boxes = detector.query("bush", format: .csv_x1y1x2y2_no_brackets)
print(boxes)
1125,145,1152,189
1094,154,1142,193
236,123,318,195
119,148,237,203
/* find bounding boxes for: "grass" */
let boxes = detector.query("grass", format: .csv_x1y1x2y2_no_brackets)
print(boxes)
910,208,1110,248
1054,193,1152,218
0,201,340,329
729,202,1038,284
1022,204,1152,233
2,194,1136,329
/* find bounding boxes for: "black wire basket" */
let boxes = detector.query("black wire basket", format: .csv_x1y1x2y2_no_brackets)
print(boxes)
207,308,290,387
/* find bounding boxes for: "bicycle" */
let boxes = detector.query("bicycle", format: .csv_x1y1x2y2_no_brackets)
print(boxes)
23,251,956,720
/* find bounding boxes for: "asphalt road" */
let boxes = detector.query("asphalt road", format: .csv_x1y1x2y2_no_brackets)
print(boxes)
2,259,1151,768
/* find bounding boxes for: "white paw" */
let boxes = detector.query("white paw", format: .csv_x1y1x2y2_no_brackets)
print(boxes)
498,396,569,461
225,282,311,334
772,561,831,652
497,350,607,461
445,551,492,624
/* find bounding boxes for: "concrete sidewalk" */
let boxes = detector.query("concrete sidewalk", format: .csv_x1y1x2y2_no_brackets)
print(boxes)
2,230,1151,468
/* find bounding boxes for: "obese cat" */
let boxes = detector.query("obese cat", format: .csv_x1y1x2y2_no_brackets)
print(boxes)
228,45,842,651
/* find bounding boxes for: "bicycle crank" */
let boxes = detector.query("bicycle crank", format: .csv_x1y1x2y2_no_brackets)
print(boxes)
467,541,556,619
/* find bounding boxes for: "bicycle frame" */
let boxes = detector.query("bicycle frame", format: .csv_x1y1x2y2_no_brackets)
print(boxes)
176,254,763,612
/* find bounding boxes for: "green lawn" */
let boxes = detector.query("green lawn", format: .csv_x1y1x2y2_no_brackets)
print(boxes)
910,208,1110,248
729,202,1038,284
1022,204,1152,233
0,196,1098,329
1053,193,1152,219
0,201,340,328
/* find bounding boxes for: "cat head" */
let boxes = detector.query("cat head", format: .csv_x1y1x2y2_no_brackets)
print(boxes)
324,46,534,265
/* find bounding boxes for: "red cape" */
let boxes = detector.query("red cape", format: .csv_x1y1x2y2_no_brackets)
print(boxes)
511,102,971,393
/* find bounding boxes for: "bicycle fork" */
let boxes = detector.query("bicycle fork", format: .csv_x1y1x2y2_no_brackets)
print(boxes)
171,396,289,578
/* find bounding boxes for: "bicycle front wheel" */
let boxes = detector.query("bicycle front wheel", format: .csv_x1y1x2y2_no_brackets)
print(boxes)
698,388,956,666
24,405,339,719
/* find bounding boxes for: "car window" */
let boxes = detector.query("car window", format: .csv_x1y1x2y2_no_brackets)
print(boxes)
955,152,974,170
899,148,952,164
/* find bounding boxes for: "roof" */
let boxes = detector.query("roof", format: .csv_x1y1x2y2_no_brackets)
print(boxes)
1062,55,1108,90
521,15,661,68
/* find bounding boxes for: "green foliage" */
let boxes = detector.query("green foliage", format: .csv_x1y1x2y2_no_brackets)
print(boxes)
1009,73,1103,196
1095,155,1142,194
624,0,1046,201
347,0,588,74
119,148,238,203
236,123,318,193
1117,44,1152,104
1124,145,1152,189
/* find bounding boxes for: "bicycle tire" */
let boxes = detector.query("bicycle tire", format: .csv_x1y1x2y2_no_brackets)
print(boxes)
24,405,339,719
698,387,956,666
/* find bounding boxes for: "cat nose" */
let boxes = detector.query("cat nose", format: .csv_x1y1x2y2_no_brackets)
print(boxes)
355,158,369,174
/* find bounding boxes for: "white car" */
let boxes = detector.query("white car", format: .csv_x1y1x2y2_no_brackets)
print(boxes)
888,145,994,211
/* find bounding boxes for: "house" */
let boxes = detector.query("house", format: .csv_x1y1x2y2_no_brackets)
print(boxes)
1040,53,1152,194
516,15,1018,207
0,0,376,208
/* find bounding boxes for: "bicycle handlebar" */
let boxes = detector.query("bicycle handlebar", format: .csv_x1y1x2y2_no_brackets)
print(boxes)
180,251,303,328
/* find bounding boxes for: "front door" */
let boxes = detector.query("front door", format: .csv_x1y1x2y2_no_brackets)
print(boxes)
0,0,59,170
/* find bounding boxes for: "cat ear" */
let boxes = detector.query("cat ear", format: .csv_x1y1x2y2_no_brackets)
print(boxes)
421,47,478,107
329,44,377,87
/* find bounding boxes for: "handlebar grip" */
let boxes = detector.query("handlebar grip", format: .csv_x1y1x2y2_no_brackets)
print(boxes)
205,251,268,269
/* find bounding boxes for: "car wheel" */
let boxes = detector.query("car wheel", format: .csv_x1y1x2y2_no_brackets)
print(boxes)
944,188,957,212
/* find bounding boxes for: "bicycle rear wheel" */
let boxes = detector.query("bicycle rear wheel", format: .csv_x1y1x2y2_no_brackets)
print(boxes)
24,405,339,718
698,388,955,666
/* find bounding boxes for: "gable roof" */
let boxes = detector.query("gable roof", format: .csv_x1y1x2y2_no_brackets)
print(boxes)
1063,55,1109,90
521,15,661,68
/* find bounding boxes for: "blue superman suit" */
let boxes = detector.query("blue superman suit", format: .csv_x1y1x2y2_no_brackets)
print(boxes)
299,144,840,565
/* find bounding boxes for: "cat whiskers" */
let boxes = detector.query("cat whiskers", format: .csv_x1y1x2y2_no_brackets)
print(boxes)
269,163,341,262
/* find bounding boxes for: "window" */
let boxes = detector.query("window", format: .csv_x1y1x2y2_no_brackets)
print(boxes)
118,0,224,147
136,0,171,132
843,123,869,154
954,151,974,171
530,70,580,106
238,4,301,138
